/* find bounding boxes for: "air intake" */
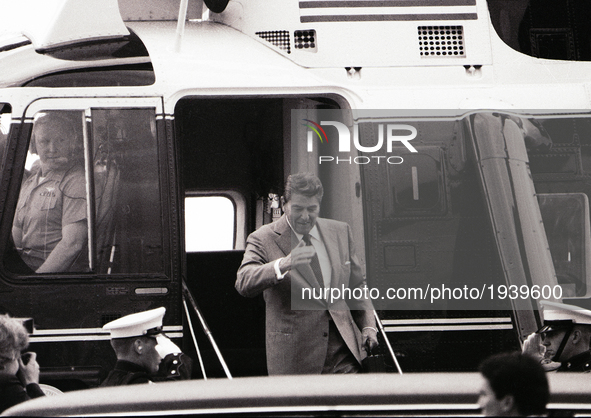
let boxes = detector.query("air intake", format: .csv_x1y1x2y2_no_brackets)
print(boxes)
418,26,465,57
294,30,317,52
256,30,291,54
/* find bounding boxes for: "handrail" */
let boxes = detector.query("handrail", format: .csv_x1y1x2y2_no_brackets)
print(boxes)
182,298,208,380
182,279,233,379
374,310,403,375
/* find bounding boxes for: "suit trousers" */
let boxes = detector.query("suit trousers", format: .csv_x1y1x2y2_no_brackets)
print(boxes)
322,319,361,374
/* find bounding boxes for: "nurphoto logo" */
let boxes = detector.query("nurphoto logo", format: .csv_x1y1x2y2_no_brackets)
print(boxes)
303,119,418,165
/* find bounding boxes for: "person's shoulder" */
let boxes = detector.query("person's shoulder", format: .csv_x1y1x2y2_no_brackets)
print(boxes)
317,217,349,230
60,166,86,197
126,372,152,385
566,351,591,372
248,222,273,239
63,165,85,179
249,216,288,238
0,375,23,389
0,376,28,408
101,369,152,386
246,225,278,250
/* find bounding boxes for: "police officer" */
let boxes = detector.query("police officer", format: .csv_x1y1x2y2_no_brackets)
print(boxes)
101,307,191,386
524,300,591,372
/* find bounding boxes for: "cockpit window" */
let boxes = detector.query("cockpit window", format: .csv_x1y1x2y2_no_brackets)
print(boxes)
488,0,591,61
5,108,164,276
0,104,11,172
23,64,156,88
523,114,591,298
11,111,88,273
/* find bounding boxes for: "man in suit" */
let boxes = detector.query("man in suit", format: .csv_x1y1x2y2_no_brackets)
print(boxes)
236,172,378,375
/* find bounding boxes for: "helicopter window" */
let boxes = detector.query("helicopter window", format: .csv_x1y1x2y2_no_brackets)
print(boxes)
185,195,236,252
525,114,591,298
90,108,164,275
538,193,590,298
23,65,156,88
6,108,164,275
10,110,89,274
0,104,11,176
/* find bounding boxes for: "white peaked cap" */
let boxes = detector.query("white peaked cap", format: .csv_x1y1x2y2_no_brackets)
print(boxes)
540,300,591,326
103,307,166,339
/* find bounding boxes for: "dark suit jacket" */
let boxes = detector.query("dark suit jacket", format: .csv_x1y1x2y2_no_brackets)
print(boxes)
236,215,376,375
100,360,152,387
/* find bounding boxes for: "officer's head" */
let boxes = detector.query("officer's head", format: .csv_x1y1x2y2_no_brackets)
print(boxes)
537,301,591,362
282,173,323,235
110,335,161,374
103,307,166,374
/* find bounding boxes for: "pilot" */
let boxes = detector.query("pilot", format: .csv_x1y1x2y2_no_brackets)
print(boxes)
523,300,591,372
12,111,87,273
101,307,192,386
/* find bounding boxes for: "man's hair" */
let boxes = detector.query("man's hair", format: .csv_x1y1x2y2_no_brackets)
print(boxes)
284,173,323,203
0,314,29,367
479,351,549,416
574,324,591,345
110,337,139,357
111,336,154,357
30,111,83,157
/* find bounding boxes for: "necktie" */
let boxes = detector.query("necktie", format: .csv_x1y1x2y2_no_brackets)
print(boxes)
302,233,324,288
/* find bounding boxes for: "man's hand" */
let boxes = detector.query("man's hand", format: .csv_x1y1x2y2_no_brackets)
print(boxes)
522,332,544,359
155,335,182,358
522,333,561,371
17,352,40,386
280,240,317,272
363,327,379,354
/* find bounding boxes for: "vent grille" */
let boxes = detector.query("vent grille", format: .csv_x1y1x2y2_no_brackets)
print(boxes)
294,30,317,52
256,31,291,54
418,26,465,57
